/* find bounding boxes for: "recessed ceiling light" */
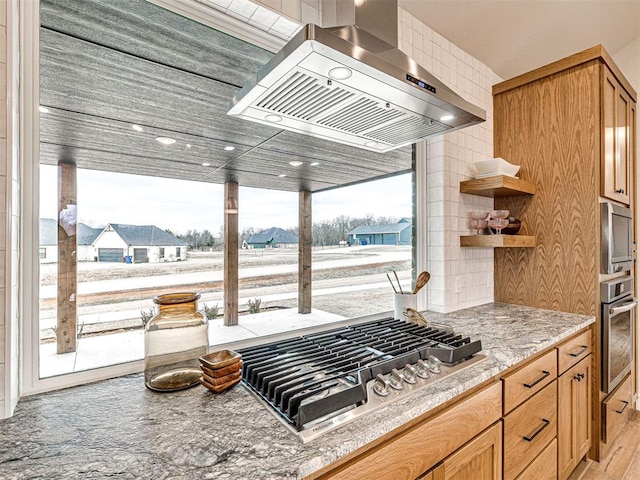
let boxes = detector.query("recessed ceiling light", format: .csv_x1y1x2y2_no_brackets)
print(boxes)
156,137,176,145
265,114,282,123
39,106,49,113
202,162,211,167
289,160,303,167
440,114,455,121
310,162,320,166
132,124,143,132
329,67,352,80
278,174,287,178
186,144,192,149
364,141,378,147
224,146,235,151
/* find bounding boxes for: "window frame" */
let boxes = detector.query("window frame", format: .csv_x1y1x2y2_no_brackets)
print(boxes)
20,1,428,396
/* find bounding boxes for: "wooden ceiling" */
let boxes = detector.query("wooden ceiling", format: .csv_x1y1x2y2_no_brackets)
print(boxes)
39,0,412,193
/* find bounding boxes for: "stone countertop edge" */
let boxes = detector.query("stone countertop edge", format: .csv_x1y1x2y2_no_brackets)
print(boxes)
0,303,595,480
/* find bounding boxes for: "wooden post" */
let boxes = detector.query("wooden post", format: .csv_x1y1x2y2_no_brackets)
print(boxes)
57,162,77,354
299,190,312,314
224,182,239,326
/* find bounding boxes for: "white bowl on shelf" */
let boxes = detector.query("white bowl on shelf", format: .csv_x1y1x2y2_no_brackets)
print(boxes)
473,158,520,178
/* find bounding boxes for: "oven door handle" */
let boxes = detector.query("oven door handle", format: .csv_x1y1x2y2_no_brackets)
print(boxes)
609,299,638,316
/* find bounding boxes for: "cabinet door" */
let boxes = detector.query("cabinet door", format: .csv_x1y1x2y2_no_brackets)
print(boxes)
602,67,632,205
558,355,591,480
430,422,502,480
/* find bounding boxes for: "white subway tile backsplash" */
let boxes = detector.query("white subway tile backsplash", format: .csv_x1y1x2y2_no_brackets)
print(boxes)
400,7,499,312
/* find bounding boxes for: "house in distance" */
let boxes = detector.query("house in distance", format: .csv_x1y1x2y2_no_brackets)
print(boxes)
347,218,412,246
243,227,298,249
39,219,187,263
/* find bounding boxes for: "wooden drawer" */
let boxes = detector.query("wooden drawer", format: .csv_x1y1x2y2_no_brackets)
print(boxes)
557,329,592,374
504,381,557,480
503,349,557,414
315,382,502,480
603,373,632,444
514,438,557,480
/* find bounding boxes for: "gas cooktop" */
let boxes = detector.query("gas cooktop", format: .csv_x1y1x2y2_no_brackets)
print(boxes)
237,317,485,443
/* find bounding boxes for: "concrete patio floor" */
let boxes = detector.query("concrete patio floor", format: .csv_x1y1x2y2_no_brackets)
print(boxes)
39,307,349,378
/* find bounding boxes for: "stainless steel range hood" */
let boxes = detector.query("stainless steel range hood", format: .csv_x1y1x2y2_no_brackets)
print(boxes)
228,2,485,153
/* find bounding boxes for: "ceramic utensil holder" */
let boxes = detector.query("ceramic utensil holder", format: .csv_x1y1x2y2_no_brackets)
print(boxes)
394,293,417,320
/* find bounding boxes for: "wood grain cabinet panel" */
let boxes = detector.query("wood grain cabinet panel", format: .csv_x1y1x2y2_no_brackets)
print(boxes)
557,329,592,374
514,438,557,480
603,373,632,445
503,349,557,414
503,381,558,480
558,355,592,480
602,67,632,205
429,422,502,480
316,382,502,480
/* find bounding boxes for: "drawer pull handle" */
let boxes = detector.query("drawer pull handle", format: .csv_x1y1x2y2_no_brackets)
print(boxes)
523,419,551,442
524,370,550,389
616,400,629,414
574,373,585,382
569,345,588,357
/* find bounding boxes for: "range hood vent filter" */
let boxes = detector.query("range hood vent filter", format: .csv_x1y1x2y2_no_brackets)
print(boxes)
229,23,486,152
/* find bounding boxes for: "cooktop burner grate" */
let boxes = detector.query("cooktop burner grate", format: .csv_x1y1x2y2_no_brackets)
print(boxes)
237,317,482,439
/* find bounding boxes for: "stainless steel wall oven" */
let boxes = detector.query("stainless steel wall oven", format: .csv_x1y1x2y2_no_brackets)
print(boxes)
601,276,636,394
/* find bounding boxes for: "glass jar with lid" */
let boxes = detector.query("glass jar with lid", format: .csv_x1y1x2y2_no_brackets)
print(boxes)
144,292,208,392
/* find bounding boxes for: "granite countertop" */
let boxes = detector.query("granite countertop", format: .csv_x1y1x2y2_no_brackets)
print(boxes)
0,303,594,479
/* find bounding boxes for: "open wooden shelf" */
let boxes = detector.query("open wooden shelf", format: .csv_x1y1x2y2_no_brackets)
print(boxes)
460,175,536,197
460,235,536,248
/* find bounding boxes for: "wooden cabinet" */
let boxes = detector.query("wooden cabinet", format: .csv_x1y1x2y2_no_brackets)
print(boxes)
515,438,557,480
314,382,502,480
503,381,558,480
503,349,557,414
557,329,592,374
492,45,636,460
558,355,592,480
602,373,632,445
429,422,501,480
602,67,633,205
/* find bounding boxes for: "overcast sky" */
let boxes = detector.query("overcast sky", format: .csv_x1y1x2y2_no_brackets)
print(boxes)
40,165,411,235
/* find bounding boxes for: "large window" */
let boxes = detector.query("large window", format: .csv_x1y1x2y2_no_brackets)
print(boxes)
38,166,412,378
30,0,416,389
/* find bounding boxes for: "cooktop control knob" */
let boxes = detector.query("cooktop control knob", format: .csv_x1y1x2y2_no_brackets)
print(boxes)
427,355,442,374
373,373,390,396
403,364,418,384
415,359,430,379
389,368,404,390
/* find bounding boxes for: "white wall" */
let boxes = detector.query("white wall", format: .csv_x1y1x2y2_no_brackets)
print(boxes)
613,37,640,92
398,8,502,312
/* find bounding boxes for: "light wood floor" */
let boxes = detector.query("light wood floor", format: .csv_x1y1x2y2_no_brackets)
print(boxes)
576,411,640,480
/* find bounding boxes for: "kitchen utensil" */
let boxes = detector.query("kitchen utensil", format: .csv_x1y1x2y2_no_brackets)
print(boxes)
200,376,242,393
386,273,398,293
489,217,521,235
489,217,509,235
473,158,520,178
413,271,431,294
394,293,416,320
144,292,208,392
200,360,243,378
490,209,510,219
469,211,490,235
393,270,403,294
403,307,428,326
199,349,242,369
